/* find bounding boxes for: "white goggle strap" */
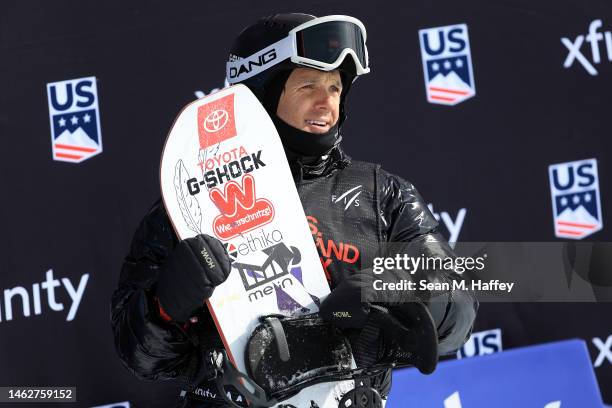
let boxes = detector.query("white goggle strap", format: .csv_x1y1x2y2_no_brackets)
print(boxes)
226,36,295,84
226,16,370,84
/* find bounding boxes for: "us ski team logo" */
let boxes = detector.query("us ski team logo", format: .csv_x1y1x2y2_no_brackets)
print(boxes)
419,24,476,105
549,158,603,239
46,76,102,163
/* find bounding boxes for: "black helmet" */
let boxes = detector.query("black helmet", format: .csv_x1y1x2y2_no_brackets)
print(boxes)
227,13,370,126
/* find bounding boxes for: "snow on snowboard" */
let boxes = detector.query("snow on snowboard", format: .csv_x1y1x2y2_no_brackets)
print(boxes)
160,85,355,407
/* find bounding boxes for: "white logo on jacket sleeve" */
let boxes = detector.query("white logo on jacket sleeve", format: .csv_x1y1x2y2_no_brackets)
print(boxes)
332,185,362,211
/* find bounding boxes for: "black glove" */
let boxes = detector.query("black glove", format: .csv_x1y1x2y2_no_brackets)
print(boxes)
320,270,438,373
319,269,413,329
156,234,232,322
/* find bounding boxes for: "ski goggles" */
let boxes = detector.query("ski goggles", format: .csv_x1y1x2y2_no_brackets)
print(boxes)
227,15,370,84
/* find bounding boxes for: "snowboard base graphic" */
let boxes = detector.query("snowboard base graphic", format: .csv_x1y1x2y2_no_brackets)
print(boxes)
160,85,355,407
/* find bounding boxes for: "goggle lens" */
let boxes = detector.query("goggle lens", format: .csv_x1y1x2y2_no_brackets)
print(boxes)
296,21,367,69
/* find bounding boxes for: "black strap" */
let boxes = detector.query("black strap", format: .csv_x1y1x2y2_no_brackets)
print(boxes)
266,316,290,362
338,385,382,408
353,316,383,367
215,350,278,408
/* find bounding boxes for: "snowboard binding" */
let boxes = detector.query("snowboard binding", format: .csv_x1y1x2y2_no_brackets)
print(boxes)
212,305,438,408
338,386,383,408
213,350,386,408
213,313,354,407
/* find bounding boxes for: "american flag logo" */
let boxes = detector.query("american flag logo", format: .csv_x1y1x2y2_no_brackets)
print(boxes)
46,76,102,163
549,158,603,239
419,24,476,106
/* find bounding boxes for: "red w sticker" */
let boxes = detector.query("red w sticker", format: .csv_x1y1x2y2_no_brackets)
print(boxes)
210,174,274,240
197,93,238,149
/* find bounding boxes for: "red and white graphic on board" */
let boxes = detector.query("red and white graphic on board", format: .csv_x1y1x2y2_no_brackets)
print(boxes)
210,173,274,240
197,93,237,149
161,85,354,406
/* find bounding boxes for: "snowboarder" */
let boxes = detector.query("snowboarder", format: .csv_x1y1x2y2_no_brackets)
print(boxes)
111,13,477,408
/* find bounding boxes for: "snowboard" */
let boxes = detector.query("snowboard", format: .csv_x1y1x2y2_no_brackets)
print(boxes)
160,84,355,407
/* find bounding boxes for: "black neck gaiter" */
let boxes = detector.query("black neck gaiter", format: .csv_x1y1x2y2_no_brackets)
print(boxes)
271,114,339,158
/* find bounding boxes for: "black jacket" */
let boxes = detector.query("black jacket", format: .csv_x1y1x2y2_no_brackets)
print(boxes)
111,146,478,407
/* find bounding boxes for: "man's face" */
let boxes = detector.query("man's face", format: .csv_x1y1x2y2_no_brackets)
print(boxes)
276,68,342,134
